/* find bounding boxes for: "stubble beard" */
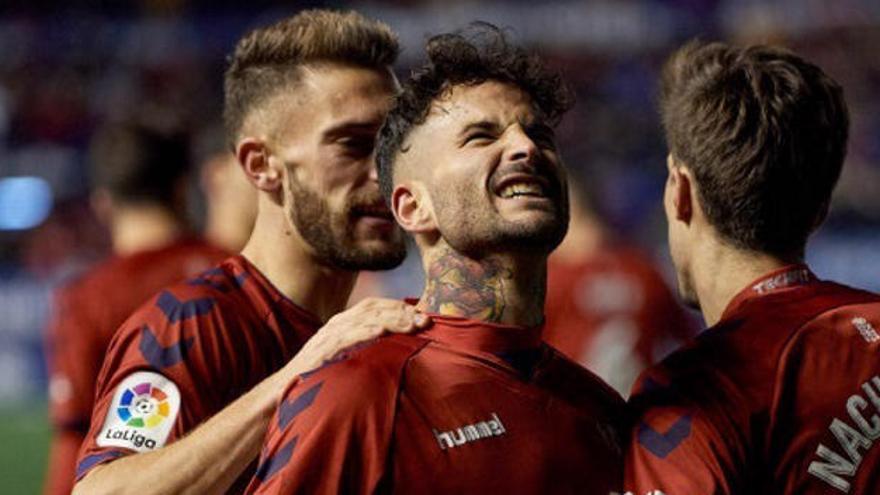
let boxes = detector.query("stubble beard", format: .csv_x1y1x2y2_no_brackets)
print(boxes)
432,186,569,260
286,174,406,271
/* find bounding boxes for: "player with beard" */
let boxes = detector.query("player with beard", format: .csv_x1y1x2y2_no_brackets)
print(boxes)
73,10,429,495
624,42,880,494
246,24,625,495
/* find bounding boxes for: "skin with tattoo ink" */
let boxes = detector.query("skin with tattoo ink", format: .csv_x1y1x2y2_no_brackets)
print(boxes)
422,247,511,322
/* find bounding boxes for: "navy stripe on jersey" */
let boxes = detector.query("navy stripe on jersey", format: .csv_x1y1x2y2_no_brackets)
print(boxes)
278,382,323,430
139,325,193,369
155,291,216,323
255,437,299,482
75,450,124,479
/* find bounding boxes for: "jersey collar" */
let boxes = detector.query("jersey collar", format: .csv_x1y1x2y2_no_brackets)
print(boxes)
720,264,817,321
418,313,544,357
233,254,323,328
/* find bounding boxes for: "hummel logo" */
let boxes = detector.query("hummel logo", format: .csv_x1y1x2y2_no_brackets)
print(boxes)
433,412,506,450
853,317,880,344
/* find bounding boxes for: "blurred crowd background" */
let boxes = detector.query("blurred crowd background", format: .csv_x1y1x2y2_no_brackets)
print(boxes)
1,0,879,491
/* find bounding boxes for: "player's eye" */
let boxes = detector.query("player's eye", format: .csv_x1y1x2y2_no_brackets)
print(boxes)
464,132,495,145
337,136,375,158
526,126,556,150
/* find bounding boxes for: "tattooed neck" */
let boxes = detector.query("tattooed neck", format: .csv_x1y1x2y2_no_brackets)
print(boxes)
419,246,546,326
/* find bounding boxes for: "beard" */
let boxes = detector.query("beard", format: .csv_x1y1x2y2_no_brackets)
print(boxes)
431,181,569,260
286,174,406,271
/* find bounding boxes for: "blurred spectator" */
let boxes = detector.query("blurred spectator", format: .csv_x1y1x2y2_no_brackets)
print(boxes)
42,121,228,495
543,180,696,397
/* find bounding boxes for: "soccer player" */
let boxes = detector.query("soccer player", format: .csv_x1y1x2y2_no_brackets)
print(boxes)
246,24,626,495
624,41,880,494
73,10,428,495
43,122,229,495
544,179,695,396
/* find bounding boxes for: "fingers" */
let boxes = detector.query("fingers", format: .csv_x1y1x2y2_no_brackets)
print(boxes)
290,299,432,376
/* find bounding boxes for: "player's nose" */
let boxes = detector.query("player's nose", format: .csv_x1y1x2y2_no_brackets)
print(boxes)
503,125,539,166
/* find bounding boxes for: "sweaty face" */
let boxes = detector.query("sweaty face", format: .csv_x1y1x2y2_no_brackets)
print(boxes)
273,64,406,270
407,81,568,258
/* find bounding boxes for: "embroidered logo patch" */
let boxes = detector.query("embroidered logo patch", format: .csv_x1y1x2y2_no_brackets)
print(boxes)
97,371,180,452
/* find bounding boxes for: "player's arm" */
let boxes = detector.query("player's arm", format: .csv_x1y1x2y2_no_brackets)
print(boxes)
73,298,428,495
624,377,745,495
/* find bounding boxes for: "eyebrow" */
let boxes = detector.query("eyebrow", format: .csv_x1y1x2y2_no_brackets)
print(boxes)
321,120,383,142
523,121,556,139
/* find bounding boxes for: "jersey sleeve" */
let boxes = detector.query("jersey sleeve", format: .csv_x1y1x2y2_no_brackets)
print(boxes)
624,369,746,495
245,341,411,495
74,287,239,482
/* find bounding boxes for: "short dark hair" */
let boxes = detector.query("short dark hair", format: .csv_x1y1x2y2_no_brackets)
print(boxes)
89,122,191,207
376,22,574,202
660,40,849,257
223,9,399,147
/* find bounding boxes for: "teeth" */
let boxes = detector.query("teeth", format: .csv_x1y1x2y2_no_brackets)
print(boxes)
499,182,544,198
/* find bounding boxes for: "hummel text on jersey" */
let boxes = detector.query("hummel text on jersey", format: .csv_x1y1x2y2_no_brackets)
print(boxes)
433,413,506,450
808,375,880,492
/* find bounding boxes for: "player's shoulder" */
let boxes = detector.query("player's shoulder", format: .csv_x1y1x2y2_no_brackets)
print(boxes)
284,334,430,409
542,345,626,414
111,258,256,338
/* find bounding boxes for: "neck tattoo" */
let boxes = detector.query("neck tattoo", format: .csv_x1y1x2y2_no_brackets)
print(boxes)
423,248,512,323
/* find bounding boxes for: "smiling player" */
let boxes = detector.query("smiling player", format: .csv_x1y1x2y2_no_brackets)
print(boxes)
246,24,625,495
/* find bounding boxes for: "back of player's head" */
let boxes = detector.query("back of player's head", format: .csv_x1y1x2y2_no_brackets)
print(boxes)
376,22,573,203
89,121,191,207
223,9,400,147
660,40,849,257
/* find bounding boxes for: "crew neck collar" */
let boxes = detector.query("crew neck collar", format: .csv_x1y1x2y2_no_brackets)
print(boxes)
719,264,817,322
232,254,323,328
417,312,544,356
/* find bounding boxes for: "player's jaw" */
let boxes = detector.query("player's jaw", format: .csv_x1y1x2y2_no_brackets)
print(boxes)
288,176,405,271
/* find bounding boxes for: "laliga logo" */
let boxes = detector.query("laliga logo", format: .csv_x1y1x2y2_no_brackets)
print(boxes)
115,381,171,428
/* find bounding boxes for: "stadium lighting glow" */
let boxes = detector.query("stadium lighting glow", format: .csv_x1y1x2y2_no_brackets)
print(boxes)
0,176,53,231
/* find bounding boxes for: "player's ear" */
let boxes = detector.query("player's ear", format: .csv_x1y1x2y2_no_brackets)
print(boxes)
391,182,437,234
236,137,282,192
668,156,693,224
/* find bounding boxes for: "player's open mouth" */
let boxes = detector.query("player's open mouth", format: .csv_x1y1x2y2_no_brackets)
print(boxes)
492,174,552,199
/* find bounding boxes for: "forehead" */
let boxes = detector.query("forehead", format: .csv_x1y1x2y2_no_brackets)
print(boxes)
268,63,397,137
426,81,537,129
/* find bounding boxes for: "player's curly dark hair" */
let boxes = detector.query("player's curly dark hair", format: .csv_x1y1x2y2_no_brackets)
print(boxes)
376,22,573,202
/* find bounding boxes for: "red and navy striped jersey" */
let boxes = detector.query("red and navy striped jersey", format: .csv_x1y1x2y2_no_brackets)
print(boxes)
75,255,321,491
44,238,227,495
625,265,880,494
247,315,626,495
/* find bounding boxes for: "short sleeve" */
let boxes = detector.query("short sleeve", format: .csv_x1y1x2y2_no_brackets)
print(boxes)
246,339,417,495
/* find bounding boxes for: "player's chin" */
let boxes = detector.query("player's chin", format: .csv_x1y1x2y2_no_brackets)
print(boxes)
349,238,407,271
